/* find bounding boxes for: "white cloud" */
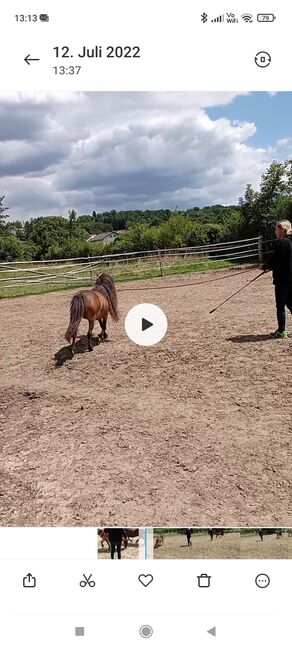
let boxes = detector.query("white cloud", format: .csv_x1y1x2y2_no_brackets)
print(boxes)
0,91,287,220
277,137,292,147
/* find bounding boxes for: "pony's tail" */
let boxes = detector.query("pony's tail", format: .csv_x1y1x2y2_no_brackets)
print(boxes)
107,293,119,323
65,294,84,343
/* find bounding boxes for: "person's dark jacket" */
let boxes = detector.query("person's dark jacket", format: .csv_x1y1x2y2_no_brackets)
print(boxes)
104,528,126,544
263,234,292,286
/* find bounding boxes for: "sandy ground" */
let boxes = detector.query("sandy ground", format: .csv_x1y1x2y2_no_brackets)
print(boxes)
240,533,291,559
0,268,291,526
153,532,240,559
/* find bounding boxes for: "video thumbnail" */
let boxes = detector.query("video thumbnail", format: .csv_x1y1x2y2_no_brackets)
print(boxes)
153,528,292,560
0,92,291,527
97,527,292,559
98,528,143,559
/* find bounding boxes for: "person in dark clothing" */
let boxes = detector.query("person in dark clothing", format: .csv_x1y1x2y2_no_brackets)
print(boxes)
185,528,193,546
104,528,127,559
262,220,292,338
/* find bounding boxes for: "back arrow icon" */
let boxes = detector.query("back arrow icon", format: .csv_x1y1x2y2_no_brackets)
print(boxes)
24,54,40,65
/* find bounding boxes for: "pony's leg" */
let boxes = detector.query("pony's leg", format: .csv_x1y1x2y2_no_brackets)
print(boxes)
98,318,108,339
98,319,103,339
71,333,77,356
102,317,108,339
87,319,95,351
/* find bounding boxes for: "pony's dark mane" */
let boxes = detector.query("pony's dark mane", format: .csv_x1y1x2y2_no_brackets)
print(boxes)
94,272,119,322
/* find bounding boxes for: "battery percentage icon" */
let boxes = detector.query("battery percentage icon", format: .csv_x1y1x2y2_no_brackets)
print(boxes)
257,13,276,22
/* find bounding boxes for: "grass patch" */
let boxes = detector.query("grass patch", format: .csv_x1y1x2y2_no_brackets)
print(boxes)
0,259,235,299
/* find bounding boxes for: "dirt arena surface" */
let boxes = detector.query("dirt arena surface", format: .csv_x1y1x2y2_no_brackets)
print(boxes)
98,540,140,560
240,533,291,559
153,532,240,559
0,267,291,526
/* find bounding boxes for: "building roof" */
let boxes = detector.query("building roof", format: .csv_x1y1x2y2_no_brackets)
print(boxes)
87,231,118,242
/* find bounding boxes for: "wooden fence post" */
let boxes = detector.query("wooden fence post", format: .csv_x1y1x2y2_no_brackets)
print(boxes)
258,235,264,265
157,250,164,277
88,254,93,284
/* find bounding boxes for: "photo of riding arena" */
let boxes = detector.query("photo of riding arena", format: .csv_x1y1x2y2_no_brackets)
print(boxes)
153,528,292,559
239,528,292,560
153,528,240,559
0,91,292,527
98,528,143,559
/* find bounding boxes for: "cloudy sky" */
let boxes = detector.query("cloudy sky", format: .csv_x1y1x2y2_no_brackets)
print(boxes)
1,91,292,221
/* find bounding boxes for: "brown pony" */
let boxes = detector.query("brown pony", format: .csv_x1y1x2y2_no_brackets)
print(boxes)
124,528,140,544
65,272,119,355
154,534,164,549
98,529,111,549
98,529,128,550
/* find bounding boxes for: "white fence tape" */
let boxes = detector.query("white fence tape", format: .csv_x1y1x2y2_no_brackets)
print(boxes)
0,237,266,293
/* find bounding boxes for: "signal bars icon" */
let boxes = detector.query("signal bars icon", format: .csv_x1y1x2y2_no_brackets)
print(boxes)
211,13,224,22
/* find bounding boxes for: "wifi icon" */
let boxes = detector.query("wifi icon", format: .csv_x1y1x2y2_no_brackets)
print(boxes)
241,13,253,22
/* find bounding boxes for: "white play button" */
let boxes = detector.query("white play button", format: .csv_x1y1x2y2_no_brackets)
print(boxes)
141,317,153,332
125,303,168,347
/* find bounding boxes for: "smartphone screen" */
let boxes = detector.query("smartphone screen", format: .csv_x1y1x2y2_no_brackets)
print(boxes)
0,1,291,646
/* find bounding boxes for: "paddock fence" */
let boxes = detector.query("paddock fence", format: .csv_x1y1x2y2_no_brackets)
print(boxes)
0,235,272,297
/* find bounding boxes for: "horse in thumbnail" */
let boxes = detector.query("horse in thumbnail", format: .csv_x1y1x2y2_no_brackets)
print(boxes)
207,529,225,541
124,528,140,544
258,529,283,541
98,529,128,549
98,529,111,548
65,272,119,355
154,534,164,549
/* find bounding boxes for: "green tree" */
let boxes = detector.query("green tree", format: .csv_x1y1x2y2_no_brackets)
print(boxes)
157,213,194,248
239,184,258,234
0,195,9,233
5,220,24,239
239,160,292,238
47,237,91,259
221,210,243,240
0,235,25,261
23,242,41,260
24,216,70,258
68,209,77,237
115,223,155,252
273,196,292,222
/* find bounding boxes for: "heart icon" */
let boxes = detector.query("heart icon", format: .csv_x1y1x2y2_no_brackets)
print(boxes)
138,574,154,587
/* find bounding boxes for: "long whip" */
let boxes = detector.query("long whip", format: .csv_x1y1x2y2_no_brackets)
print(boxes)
209,271,265,314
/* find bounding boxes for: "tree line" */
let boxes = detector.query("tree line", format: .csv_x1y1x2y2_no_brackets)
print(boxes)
1,160,292,262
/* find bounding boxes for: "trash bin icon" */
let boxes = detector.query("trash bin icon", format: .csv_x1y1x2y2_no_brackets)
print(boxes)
197,573,211,588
